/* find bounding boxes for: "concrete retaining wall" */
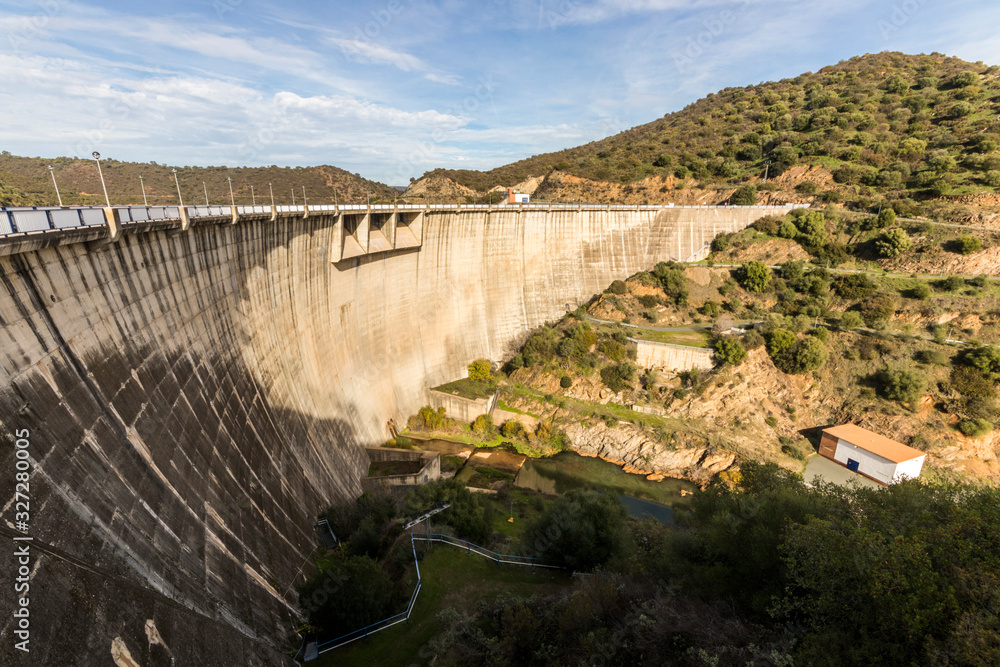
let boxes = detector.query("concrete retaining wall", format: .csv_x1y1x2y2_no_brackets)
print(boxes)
634,339,716,373
0,204,780,662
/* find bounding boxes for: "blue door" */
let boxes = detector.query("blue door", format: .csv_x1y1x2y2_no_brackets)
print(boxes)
847,458,860,472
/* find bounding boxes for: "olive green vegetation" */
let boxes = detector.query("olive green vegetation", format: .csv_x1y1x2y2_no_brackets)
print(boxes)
313,464,1000,666
419,52,1000,212
0,152,396,208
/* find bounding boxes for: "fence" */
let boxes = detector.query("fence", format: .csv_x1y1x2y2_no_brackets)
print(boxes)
306,531,558,659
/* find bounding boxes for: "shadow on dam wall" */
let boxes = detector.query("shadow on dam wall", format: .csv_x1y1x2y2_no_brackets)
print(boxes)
0,204,782,663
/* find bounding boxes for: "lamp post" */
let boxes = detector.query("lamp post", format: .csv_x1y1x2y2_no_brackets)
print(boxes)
251,185,255,206
47,165,63,207
268,182,274,207
227,176,235,208
291,189,295,206
91,152,110,207
171,168,184,207
203,181,209,205
302,186,306,207
139,174,148,206
334,188,338,208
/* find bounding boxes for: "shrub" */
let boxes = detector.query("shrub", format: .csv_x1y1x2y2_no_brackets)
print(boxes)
834,274,878,300
876,208,897,228
653,262,689,305
954,235,982,255
600,362,637,393
467,358,492,383
712,232,735,252
418,405,447,430
774,337,829,374
958,418,992,438
731,184,757,205
915,349,948,366
765,416,778,427
858,294,895,328
472,414,496,438
638,294,658,308
607,280,627,295
839,311,865,329
714,338,747,366
958,346,1000,381
876,367,927,408
780,260,804,282
950,366,996,399
735,261,773,292
874,228,911,258
560,375,572,389
501,419,528,440
599,339,627,361
938,275,966,292
909,283,931,299
752,215,782,235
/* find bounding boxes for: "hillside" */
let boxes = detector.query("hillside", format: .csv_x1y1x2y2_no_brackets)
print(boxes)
411,52,1000,217
404,206,1000,487
0,152,397,208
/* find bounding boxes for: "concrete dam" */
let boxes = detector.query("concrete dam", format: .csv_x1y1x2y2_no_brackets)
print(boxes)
0,202,791,664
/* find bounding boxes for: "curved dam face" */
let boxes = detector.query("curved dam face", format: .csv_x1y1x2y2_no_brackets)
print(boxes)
0,204,781,663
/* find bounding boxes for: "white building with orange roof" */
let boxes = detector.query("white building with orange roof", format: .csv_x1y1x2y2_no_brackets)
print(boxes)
818,423,926,486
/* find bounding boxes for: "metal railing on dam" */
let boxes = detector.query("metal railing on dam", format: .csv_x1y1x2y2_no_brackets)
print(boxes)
0,201,802,238
0,201,804,264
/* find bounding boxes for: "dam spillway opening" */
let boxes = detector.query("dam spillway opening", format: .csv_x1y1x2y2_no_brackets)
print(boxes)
0,202,799,664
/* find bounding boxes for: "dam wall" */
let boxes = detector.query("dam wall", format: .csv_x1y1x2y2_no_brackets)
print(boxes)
0,203,790,663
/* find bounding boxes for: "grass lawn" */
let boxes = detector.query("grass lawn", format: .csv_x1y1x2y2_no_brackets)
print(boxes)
318,544,570,666
432,378,496,400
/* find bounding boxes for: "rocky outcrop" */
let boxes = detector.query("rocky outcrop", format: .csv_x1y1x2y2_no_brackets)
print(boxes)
564,421,736,483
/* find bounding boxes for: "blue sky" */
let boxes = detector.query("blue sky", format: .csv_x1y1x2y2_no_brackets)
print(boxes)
1,0,999,185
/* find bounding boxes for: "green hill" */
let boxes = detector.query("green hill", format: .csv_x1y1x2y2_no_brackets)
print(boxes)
421,52,1000,207
0,152,397,208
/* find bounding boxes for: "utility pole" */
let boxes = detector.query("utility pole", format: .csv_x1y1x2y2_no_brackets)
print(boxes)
291,189,295,206
139,174,147,206
268,182,274,207
92,152,110,207
203,181,209,205
227,176,235,207
251,185,255,206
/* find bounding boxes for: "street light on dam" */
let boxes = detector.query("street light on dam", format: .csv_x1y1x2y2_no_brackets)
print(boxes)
139,174,148,207
47,165,63,207
91,152,110,207
172,169,184,207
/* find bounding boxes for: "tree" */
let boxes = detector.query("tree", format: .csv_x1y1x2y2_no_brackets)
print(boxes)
766,328,797,356
298,554,396,636
467,358,492,383
875,208,896,228
524,488,628,570
958,418,992,437
472,413,496,438
774,337,828,374
735,261,772,292
405,478,497,543
559,375,572,388
795,212,829,248
607,280,627,295
875,367,927,408
600,362,637,393
730,184,757,205
714,338,747,366
874,228,911,258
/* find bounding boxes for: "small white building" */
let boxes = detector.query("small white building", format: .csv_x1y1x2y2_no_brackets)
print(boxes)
507,188,530,204
818,423,925,485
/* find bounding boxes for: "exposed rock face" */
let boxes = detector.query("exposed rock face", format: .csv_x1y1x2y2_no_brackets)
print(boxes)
564,421,736,483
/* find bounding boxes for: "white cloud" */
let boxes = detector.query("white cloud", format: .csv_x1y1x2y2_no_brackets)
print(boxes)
327,38,460,84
